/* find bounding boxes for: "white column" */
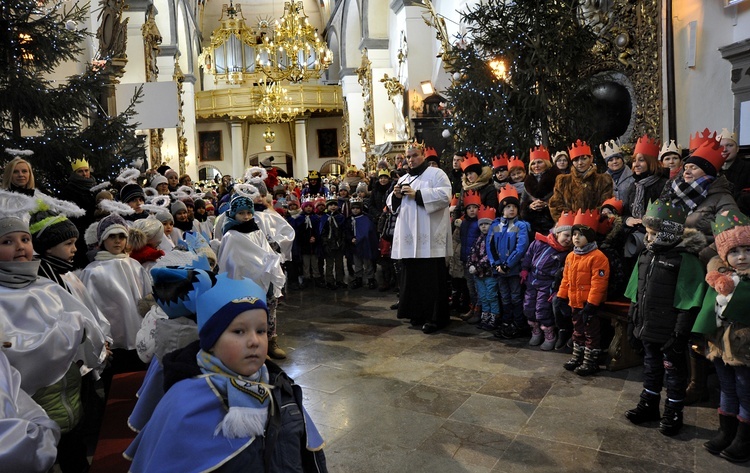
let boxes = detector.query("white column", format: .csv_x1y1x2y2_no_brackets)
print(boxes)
182,81,198,179
294,119,309,178
230,122,244,180
341,75,365,168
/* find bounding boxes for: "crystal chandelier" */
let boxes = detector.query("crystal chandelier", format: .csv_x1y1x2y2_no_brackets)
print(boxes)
255,77,301,123
256,1,334,83
198,2,257,84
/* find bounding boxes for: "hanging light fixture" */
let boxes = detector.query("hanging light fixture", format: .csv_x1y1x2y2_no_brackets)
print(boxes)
255,77,301,123
256,1,333,83
263,125,276,143
199,1,257,84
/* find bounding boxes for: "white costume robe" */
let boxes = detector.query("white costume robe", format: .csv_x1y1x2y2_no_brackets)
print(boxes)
387,166,453,259
80,257,152,350
217,229,286,297
254,210,295,263
0,351,60,473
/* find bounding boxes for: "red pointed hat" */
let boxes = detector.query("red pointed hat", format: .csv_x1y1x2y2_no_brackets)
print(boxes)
497,185,519,208
508,156,525,171
600,197,623,215
492,153,509,170
568,139,592,159
529,145,551,162
460,152,483,174
463,189,482,208
572,208,600,232
686,139,726,177
477,205,496,222
689,128,717,152
634,134,660,159
555,211,576,233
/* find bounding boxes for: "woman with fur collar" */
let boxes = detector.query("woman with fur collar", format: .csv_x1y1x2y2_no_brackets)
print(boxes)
455,153,498,218
520,146,560,236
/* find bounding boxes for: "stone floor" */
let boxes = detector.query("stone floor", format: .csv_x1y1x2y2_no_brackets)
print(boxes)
274,285,748,473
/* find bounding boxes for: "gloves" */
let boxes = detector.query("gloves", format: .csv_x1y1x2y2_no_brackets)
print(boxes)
661,332,689,355
627,321,643,352
468,265,476,274
519,270,529,285
580,303,598,324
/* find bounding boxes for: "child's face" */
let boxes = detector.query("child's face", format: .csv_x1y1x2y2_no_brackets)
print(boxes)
162,220,173,236
211,309,268,377
235,209,253,223
358,190,367,198
0,231,33,262
351,206,362,215
379,176,390,185
510,169,526,183
503,204,517,219
196,207,207,216
316,204,325,213
555,230,572,248
327,203,338,213
465,204,479,219
339,190,349,198
465,171,479,183
572,229,589,248
479,222,490,234
495,169,509,181
168,175,179,187
600,208,613,218
174,210,188,222
103,233,127,255
727,246,750,273
303,205,314,214
644,226,658,246
128,197,144,212
288,203,299,212
47,237,77,262
186,207,195,220
156,183,169,195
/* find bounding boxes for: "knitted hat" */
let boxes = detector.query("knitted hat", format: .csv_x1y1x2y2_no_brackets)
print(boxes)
197,274,268,350
154,210,173,224
229,194,254,218
713,210,750,262
120,183,145,203
150,174,168,188
96,214,128,245
300,199,314,209
552,151,569,164
0,217,29,238
129,217,165,250
339,182,350,193
165,169,179,179
194,198,206,211
355,182,368,194
555,211,575,234
171,200,187,217
29,207,79,255
151,266,217,320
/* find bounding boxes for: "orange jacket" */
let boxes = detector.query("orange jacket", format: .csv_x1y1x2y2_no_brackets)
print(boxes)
557,249,610,309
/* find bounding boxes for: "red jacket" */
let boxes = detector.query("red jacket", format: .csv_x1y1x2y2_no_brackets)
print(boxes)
557,248,609,309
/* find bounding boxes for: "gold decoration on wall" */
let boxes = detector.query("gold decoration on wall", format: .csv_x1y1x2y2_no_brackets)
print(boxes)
143,4,163,168
580,0,661,139
173,55,188,176
419,0,452,63
340,98,350,165
356,48,375,171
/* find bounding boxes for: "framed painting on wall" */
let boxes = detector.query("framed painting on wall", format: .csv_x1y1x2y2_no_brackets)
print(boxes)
317,128,338,158
199,131,222,161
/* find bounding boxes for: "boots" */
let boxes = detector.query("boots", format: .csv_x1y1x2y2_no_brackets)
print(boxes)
659,400,683,436
478,313,497,331
528,322,543,346
574,348,601,376
721,419,750,463
625,390,661,425
466,306,482,325
367,278,377,289
476,312,491,330
460,304,475,321
539,326,557,351
685,355,709,405
704,412,739,454
350,277,363,289
268,336,287,359
555,329,571,350
563,343,585,371
496,322,530,339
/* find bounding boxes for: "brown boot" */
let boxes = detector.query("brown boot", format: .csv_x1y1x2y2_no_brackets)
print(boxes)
685,354,709,405
268,336,287,359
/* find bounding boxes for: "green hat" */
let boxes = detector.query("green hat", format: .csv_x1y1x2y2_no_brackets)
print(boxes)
642,199,686,247
643,199,687,225
713,209,750,261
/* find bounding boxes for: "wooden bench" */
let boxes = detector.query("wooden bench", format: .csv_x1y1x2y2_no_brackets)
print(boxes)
598,299,643,371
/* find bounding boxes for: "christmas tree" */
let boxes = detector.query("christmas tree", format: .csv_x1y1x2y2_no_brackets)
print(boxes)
442,0,598,161
0,0,145,194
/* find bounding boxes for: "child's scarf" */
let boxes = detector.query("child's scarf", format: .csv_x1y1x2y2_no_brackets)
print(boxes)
197,350,272,439
94,251,128,261
573,241,598,255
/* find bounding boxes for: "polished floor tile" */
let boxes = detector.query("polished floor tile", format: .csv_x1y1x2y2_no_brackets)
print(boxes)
275,287,747,472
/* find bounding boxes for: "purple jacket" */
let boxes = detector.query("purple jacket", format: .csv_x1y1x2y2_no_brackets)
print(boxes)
521,236,570,288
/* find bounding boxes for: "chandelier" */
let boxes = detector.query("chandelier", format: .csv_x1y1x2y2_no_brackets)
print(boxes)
263,126,276,143
198,2,257,84
255,77,301,123
256,1,334,83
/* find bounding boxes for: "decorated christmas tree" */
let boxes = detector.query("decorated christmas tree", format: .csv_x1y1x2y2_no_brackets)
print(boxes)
441,0,598,161
0,0,145,193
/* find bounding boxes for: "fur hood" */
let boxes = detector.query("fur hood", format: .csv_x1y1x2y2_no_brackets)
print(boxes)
462,166,493,191
676,227,707,255
523,166,560,200
599,215,624,247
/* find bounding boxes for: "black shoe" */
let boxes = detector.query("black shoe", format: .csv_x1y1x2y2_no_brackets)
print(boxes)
350,278,363,289
555,329,571,350
315,278,326,288
336,282,348,289
390,302,399,310
367,279,377,289
625,391,661,425
422,322,444,334
326,283,337,290
659,400,683,436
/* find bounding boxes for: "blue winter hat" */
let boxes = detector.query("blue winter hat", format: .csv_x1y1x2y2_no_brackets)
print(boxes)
197,274,268,351
151,266,216,320
228,195,254,219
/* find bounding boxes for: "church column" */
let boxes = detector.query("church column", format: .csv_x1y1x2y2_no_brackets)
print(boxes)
230,121,244,180
340,75,365,167
294,118,309,178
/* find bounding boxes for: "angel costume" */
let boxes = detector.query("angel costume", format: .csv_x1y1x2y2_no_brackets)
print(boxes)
79,255,152,350
387,160,453,329
0,350,60,473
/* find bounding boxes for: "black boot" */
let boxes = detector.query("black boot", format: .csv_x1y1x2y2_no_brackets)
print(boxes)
367,278,377,289
721,419,750,463
350,277,363,289
704,413,739,454
555,329,571,350
659,400,684,436
625,390,661,424
574,348,601,376
563,343,585,371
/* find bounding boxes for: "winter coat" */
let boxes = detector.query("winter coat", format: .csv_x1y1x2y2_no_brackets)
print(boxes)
447,226,464,278
345,214,378,260
459,216,480,263
486,217,530,276
557,247,610,309
31,363,82,434
293,212,320,256
521,234,570,288
520,167,560,235
724,156,750,215
607,166,635,210
455,167,498,218
685,176,739,245
467,232,492,278
368,180,392,222
548,166,614,221
319,212,346,255
625,228,707,344
597,215,628,299
449,169,463,198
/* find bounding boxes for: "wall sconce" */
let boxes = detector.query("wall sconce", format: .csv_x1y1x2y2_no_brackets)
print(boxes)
420,80,434,95
384,122,395,135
